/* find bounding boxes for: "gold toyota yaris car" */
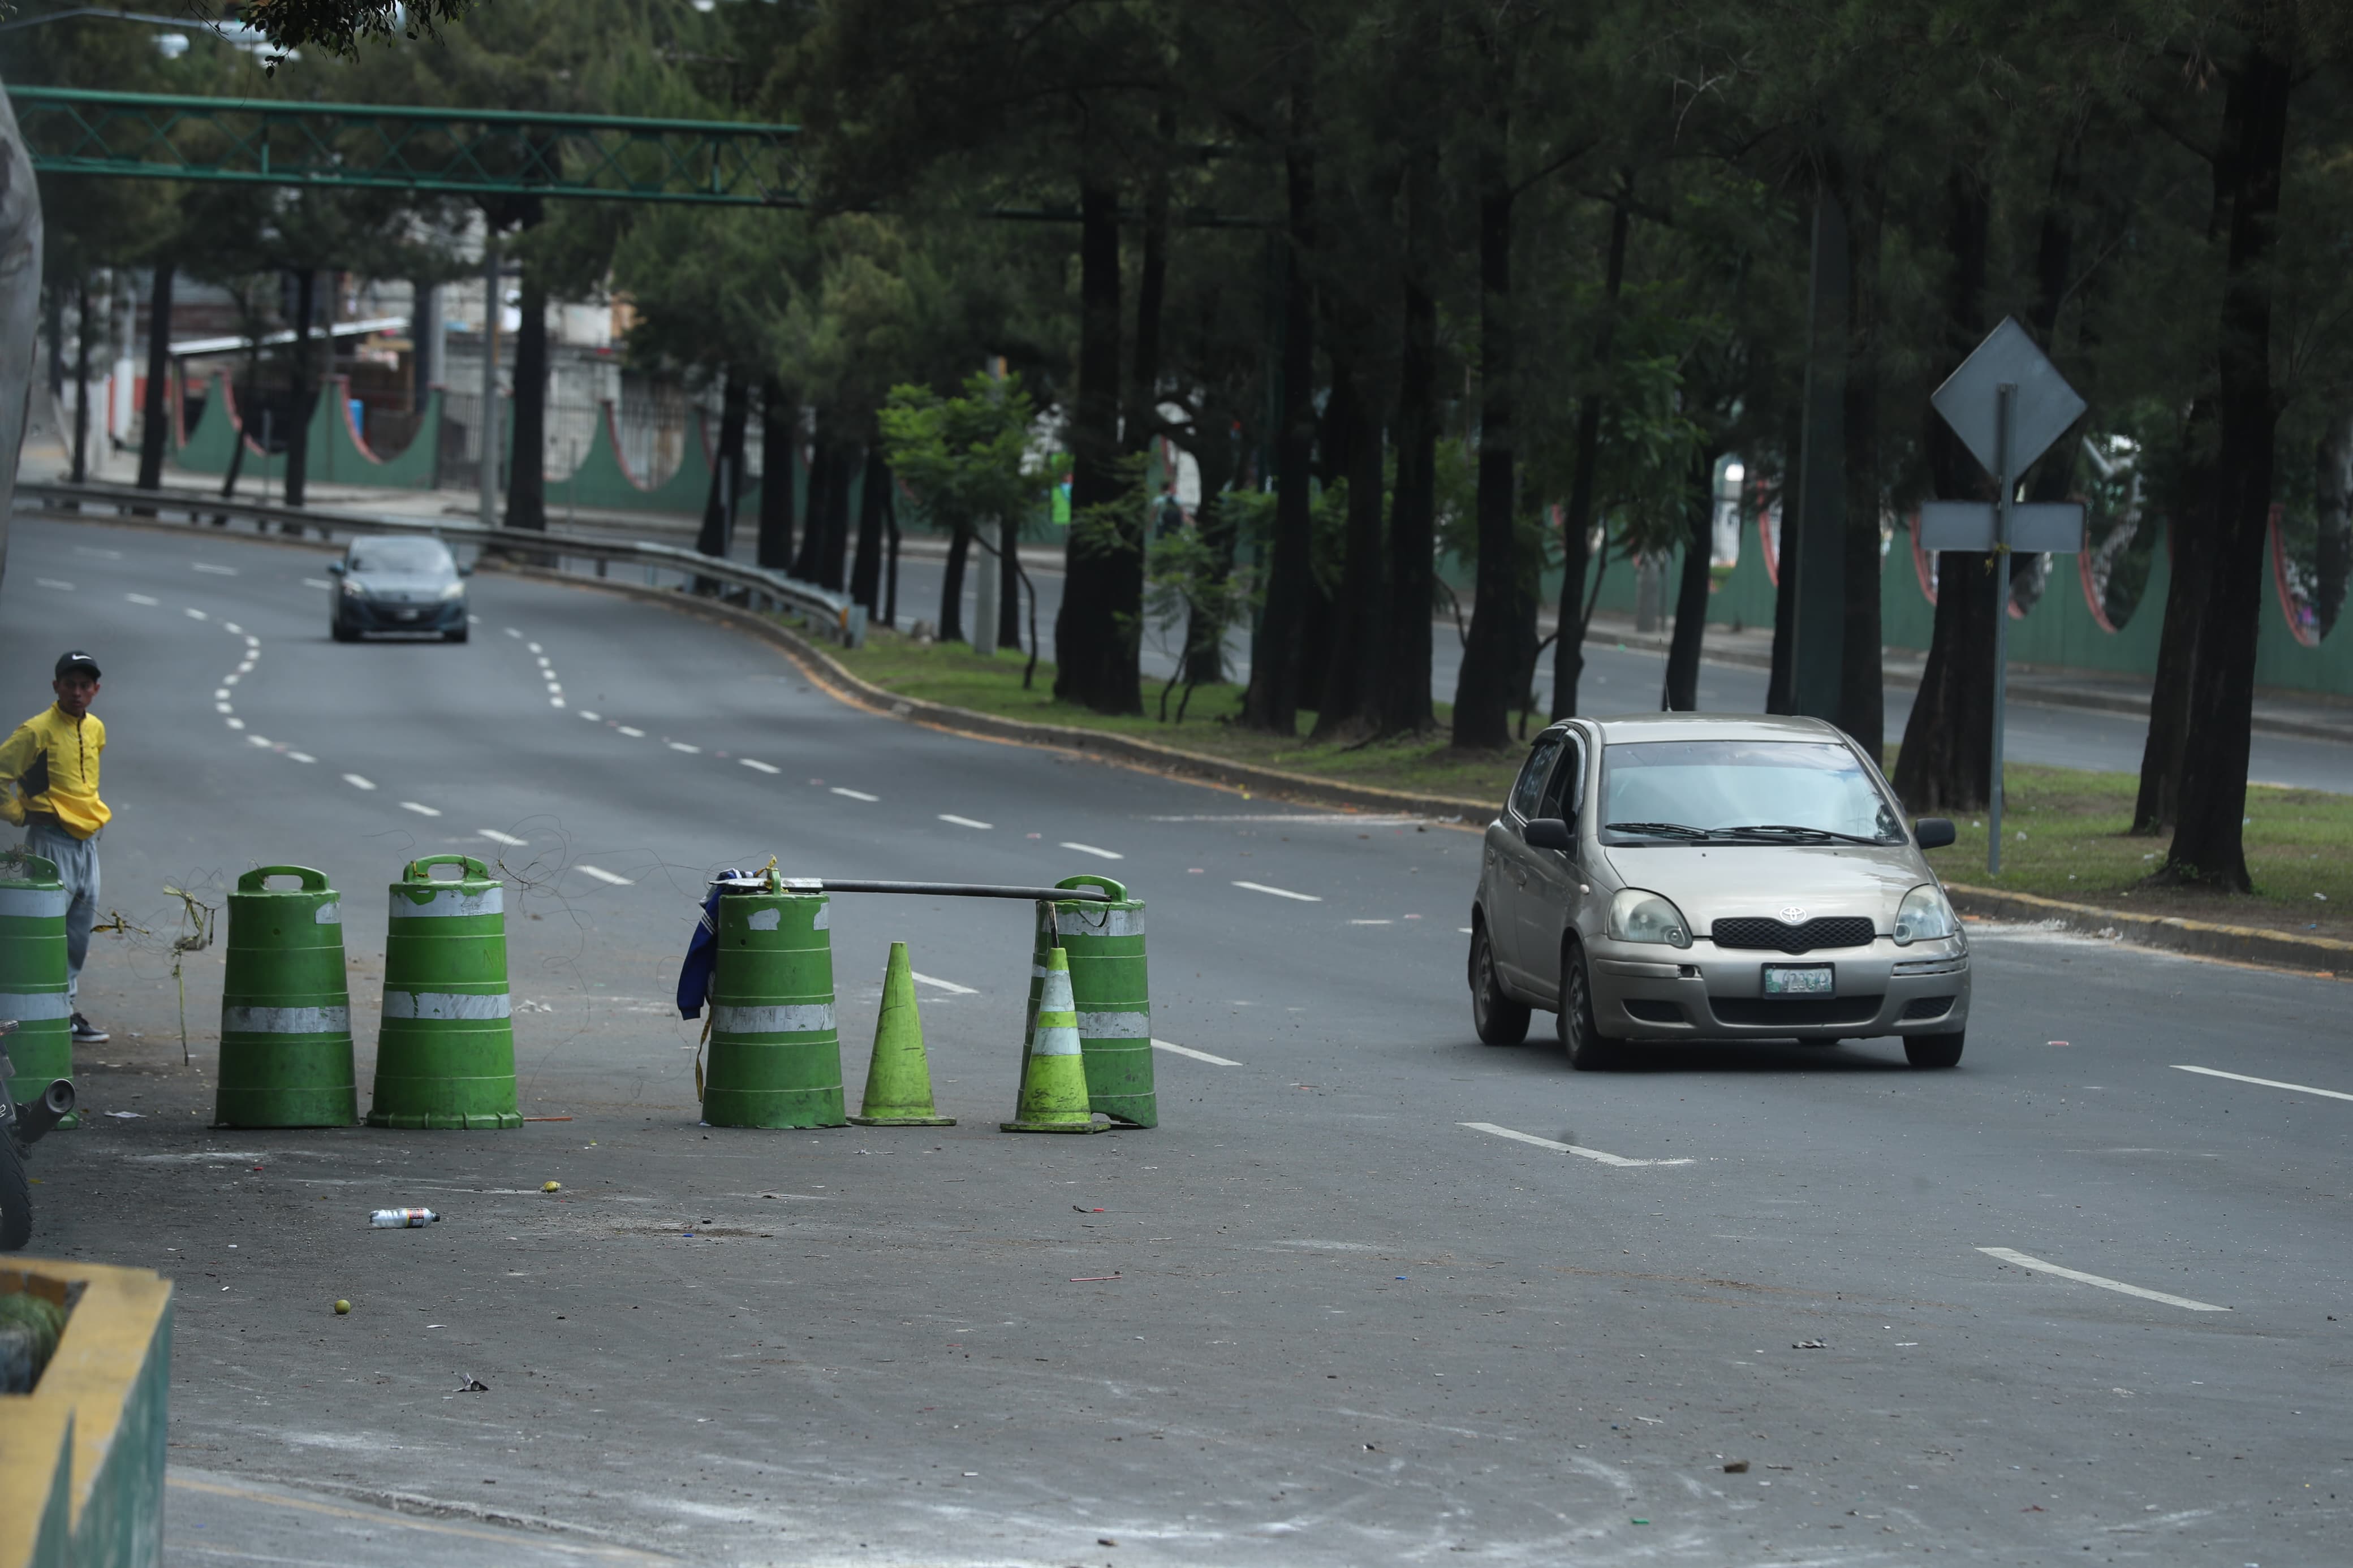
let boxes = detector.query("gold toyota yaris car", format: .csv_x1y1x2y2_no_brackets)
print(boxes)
1468,714,1969,1070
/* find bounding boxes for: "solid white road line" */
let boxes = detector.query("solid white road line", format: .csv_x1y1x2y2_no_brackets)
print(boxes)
740,759,780,774
1975,1246,2230,1312
576,865,634,886
668,741,700,753
1459,1121,1696,1169
617,725,645,737
939,814,993,830
343,774,376,791
1153,1038,1241,1066
2173,1064,2353,1104
33,578,72,590
399,801,442,817
1234,880,1318,901
192,563,237,576
1061,841,1122,859
910,973,977,995
126,593,158,605
479,830,528,848
832,787,880,802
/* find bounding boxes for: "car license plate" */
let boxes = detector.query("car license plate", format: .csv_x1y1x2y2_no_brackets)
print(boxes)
1762,965,1834,996
396,608,419,620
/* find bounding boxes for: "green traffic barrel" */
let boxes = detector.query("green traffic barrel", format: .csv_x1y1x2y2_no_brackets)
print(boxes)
0,851,72,1127
365,855,519,1130
703,885,847,1129
1025,874,1156,1128
214,866,358,1128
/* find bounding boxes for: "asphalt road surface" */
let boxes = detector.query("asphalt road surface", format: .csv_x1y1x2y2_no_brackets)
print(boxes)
885,550,2352,793
5,515,2348,1568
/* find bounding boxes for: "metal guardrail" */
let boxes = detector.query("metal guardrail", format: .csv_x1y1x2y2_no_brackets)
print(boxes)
15,480,867,647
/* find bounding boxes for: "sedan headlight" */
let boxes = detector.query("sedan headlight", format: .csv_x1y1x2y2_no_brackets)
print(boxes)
1608,888,1692,949
339,575,364,597
440,580,466,600
1893,884,1959,946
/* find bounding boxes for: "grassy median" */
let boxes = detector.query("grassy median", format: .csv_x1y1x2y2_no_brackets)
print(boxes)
825,629,2352,943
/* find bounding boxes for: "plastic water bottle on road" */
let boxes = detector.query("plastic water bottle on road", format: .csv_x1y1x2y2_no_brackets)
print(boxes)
368,1208,439,1228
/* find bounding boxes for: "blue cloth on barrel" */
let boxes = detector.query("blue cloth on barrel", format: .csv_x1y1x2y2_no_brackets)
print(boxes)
675,869,744,1020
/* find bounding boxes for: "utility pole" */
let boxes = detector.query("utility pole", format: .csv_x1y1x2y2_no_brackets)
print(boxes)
479,231,500,527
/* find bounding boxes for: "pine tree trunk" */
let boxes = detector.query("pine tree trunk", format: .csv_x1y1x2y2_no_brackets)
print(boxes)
759,378,796,572
1382,261,1438,734
1243,105,1318,736
2166,40,2292,893
1051,179,1138,713
1313,362,1387,738
1552,185,1631,721
507,271,550,532
696,375,748,558
792,417,833,582
285,269,315,508
1837,183,1884,757
2133,404,2213,833
1451,134,1517,750
940,526,969,643
2315,410,2352,636
136,263,174,496
1663,452,1714,710
851,443,887,612
818,439,852,591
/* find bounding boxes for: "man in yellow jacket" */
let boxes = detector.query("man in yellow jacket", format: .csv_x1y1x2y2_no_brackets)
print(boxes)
1,651,110,1043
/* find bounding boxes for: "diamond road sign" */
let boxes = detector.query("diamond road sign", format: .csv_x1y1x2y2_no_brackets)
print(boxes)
1929,317,2086,479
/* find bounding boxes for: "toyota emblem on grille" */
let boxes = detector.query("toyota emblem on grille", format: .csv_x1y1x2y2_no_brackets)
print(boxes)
1778,905,1808,924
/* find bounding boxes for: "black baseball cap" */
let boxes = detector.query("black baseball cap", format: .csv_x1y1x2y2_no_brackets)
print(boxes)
54,651,100,679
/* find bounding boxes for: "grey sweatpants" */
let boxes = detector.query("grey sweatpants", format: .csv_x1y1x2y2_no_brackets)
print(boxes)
23,820,98,1003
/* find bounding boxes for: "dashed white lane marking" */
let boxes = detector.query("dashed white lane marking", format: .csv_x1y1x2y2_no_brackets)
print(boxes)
550,697,566,709
286,751,316,764
2173,1064,2353,1104
1350,919,1394,926
1061,841,1121,859
399,801,442,818
668,741,701,754
527,642,543,654
1458,926,1475,935
126,593,159,605
939,814,993,830
303,577,334,590
576,865,633,886
505,628,522,638
910,973,977,995
579,711,601,722
479,829,528,847
184,607,208,620
1153,1038,1241,1066
1459,1122,1695,1169
343,774,376,791
34,578,72,590
1975,1247,2230,1312
243,635,258,647
467,615,482,625
192,563,237,576
536,656,551,668
617,725,645,738
214,702,233,714
1234,880,1318,901
832,787,879,802
740,759,779,774
246,735,273,748
213,687,230,699
224,718,244,731
223,623,240,633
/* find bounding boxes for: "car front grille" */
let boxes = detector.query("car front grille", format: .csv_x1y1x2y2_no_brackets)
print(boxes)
1899,995,1957,1021
1709,996,1885,1028
1711,916,1876,953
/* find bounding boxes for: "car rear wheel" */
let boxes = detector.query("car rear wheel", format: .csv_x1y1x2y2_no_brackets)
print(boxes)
1469,923,1529,1046
1558,940,1619,1071
1904,1031,1964,1069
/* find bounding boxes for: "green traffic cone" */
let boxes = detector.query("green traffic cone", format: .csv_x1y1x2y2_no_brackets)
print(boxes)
849,941,955,1126
1001,946,1106,1134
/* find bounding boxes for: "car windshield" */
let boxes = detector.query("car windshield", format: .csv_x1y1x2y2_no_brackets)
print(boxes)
350,538,455,574
1598,740,1903,844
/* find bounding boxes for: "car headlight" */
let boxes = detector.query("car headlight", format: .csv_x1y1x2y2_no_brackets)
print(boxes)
440,580,466,600
340,576,364,597
1608,888,1692,949
1893,884,1958,946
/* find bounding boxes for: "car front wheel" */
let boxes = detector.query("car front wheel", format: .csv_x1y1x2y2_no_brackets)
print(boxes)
1904,1031,1964,1069
330,615,357,643
1558,940,1619,1071
1469,923,1530,1046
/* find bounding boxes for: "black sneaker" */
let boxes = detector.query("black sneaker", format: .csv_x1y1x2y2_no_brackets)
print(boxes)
70,1012,108,1043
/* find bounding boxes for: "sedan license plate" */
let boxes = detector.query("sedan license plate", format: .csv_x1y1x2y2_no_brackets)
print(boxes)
395,608,420,620
1762,965,1834,997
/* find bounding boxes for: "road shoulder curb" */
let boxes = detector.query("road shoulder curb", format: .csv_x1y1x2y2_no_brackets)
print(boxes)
1945,882,2349,979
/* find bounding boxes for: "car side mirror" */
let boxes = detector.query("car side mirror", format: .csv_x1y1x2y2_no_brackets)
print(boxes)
1913,817,1956,850
325,561,345,576
1523,817,1574,853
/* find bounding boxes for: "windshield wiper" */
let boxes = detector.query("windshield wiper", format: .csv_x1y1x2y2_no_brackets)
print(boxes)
1717,823,1892,846
1602,821,1714,840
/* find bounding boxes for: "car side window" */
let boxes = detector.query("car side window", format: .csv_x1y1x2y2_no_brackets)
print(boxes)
1509,736,1563,821
1540,732,1585,822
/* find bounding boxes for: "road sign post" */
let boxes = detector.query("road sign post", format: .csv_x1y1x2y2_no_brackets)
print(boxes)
1925,319,2087,880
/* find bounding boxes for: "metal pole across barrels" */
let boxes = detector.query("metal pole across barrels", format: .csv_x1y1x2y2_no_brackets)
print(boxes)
367,856,520,1130
1024,875,1156,1128
214,865,357,1128
1988,382,2012,880
0,852,72,1127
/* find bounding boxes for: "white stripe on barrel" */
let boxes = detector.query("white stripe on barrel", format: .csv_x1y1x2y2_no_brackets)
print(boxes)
712,1003,836,1035
1076,1010,1150,1038
382,991,512,1021
223,1005,351,1034
0,991,71,1020
389,886,504,919
0,888,69,919
1055,907,1142,938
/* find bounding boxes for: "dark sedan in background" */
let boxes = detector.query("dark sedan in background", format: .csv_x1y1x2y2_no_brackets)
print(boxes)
328,535,471,642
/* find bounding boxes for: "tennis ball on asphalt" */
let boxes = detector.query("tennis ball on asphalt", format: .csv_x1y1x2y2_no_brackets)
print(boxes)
542,1181,562,1193
333,1299,351,1315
